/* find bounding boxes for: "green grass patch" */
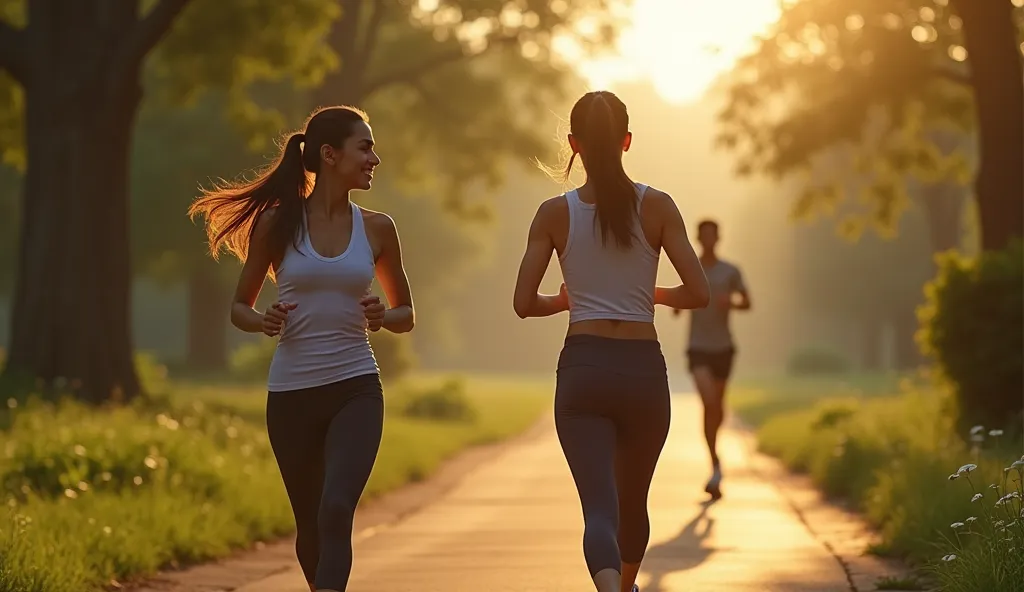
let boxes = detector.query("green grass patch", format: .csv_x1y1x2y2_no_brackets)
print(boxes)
0,373,550,592
740,375,1024,591
729,372,905,428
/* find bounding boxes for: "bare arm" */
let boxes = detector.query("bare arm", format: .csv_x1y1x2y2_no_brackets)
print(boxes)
513,200,567,319
731,271,752,311
372,214,415,333
651,193,710,310
230,212,289,334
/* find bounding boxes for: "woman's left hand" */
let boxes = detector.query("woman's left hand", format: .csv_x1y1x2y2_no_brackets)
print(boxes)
361,295,386,332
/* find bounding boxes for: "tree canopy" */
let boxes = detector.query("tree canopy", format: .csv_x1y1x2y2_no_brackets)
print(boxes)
716,0,1022,246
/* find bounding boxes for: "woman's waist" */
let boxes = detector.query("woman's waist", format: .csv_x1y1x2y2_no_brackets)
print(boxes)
557,333,666,376
275,331,372,354
566,319,658,341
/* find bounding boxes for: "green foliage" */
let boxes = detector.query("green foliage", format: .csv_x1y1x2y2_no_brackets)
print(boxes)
0,375,548,591
395,378,477,423
929,454,1024,592
786,345,851,376
754,386,1021,564
917,239,1024,432
716,0,993,238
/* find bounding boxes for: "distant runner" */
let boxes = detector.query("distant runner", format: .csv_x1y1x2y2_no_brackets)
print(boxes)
674,219,751,501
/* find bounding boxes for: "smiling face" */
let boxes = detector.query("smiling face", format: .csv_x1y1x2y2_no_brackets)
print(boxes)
319,120,380,191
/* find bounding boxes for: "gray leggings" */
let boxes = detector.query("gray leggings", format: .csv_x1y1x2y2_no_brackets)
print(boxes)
266,373,384,590
555,334,671,577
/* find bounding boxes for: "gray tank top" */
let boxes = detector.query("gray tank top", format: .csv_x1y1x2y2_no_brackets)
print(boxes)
557,184,659,324
267,202,379,391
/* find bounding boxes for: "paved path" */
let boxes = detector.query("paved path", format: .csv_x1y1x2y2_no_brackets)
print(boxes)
226,394,912,592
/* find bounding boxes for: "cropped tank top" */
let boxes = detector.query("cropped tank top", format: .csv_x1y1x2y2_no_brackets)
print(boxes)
557,183,659,325
266,202,380,391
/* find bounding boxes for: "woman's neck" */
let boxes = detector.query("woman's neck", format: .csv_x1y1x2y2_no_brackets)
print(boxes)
306,181,352,218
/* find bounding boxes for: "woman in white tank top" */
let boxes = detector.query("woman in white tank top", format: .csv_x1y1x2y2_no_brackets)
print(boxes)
189,106,415,592
513,91,710,592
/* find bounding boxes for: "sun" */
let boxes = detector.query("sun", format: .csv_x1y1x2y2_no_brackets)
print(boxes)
577,0,781,104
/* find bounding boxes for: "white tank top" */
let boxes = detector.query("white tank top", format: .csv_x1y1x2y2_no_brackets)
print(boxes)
267,202,379,391
557,184,659,325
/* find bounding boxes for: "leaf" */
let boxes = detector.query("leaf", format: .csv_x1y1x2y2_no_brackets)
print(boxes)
716,0,986,241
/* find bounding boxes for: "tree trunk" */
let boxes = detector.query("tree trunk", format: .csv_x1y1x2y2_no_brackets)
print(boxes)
186,260,229,372
1,3,154,403
956,0,1024,251
5,84,142,403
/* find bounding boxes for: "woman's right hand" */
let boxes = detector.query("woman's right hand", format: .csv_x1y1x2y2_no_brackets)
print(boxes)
262,301,297,337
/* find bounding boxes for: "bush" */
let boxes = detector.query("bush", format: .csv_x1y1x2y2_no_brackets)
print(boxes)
753,387,1015,561
229,331,418,382
397,378,477,423
917,239,1024,433
786,346,851,376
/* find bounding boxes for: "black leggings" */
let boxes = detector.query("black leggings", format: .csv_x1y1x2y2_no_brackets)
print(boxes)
266,373,384,590
555,334,671,578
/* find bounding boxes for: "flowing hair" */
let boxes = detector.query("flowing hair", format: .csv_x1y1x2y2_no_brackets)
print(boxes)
187,106,369,279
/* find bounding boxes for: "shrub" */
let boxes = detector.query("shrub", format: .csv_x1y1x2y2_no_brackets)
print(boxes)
786,346,851,376
398,378,477,423
917,239,1024,434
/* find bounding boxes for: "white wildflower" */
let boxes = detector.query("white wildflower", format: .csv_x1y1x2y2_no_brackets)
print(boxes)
989,429,1004,437
970,426,985,435
972,493,984,502
942,554,957,562
951,522,965,529
958,463,978,475
948,473,960,481
966,516,978,523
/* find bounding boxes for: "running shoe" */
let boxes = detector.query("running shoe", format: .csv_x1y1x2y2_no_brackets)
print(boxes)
705,466,723,500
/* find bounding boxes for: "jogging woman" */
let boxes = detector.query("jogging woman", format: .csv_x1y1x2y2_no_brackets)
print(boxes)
513,90,710,592
189,106,414,592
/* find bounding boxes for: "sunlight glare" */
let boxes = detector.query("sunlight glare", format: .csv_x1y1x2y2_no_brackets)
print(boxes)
576,0,780,104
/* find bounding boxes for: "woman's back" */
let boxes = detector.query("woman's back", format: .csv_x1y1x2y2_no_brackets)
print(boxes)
557,183,659,329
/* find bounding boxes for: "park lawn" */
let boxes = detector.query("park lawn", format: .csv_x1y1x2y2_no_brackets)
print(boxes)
728,371,905,428
0,372,551,592
730,373,1023,586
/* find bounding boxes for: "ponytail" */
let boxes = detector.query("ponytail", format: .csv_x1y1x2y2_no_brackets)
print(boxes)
188,132,312,279
564,92,637,249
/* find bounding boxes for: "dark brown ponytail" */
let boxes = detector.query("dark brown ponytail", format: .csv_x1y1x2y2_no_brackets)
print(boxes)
188,105,368,278
565,91,637,249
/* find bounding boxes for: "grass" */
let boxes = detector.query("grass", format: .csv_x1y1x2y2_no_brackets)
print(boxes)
731,372,1024,592
0,371,550,592
729,371,905,428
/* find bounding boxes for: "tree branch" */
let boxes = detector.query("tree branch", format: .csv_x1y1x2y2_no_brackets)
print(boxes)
116,0,194,80
362,34,520,98
0,20,28,83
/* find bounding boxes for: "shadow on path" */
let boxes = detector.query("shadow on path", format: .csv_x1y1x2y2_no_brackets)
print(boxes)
641,499,729,592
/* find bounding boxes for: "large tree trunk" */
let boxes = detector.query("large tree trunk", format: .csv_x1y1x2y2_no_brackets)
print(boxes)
186,261,229,372
5,82,142,403
956,0,1024,251
0,2,191,403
